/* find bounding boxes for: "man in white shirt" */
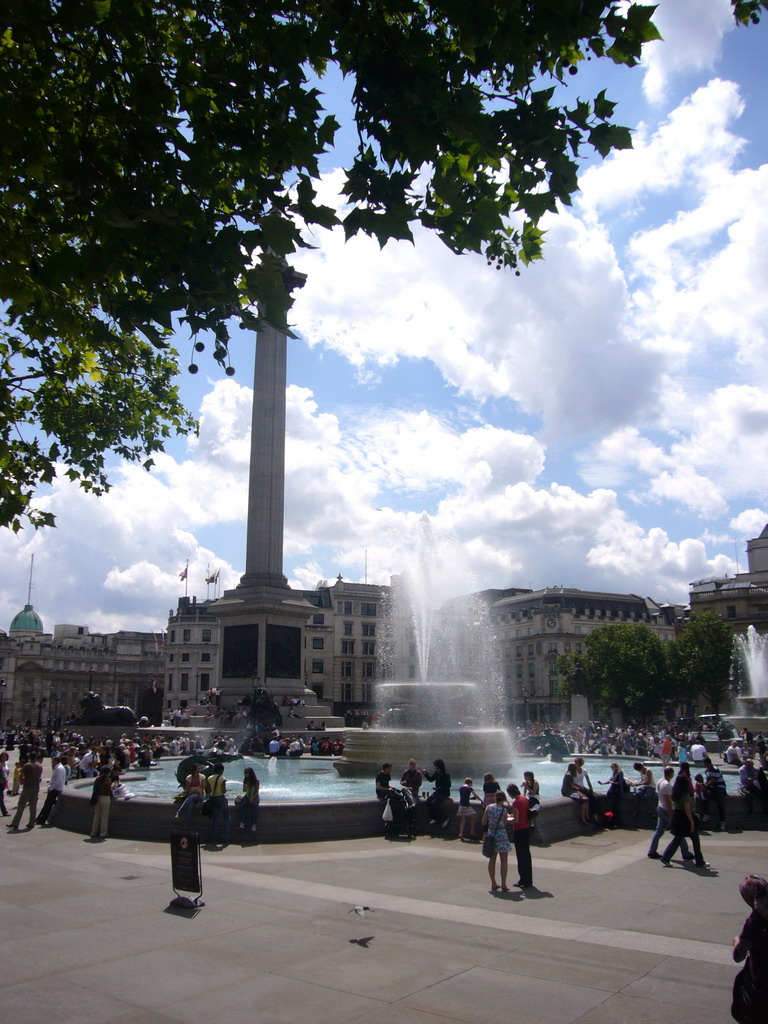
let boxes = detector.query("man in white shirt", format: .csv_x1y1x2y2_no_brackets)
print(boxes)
647,766,693,860
78,745,99,777
724,740,744,766
689,740,708,765
35,756,67,825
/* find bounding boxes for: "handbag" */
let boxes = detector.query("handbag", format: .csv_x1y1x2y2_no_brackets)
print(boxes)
200,798,214,817
382,800,394,823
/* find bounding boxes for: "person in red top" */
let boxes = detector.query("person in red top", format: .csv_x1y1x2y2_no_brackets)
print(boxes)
660,734,673,766
506,783,533,890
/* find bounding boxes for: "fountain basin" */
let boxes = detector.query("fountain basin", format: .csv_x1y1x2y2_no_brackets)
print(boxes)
335,727,515,778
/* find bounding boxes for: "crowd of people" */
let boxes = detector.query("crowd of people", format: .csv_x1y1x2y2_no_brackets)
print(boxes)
374,757,541,893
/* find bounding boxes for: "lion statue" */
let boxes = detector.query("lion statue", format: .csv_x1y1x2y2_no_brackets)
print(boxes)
78,691,137,726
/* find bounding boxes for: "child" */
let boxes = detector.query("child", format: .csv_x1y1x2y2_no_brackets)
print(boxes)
693,773,707,818
457,777,482,841
11,759,22,796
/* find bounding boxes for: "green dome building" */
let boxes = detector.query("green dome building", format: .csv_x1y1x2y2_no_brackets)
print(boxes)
9,603,44,635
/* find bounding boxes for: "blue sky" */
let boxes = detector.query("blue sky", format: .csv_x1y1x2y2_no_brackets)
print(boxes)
2,0,768,633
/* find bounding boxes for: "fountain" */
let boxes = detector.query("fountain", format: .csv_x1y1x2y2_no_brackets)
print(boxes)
335,515,515,777
730,625,768,733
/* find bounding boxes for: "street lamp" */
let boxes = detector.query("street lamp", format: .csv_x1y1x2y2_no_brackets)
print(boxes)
0,678,6,728
521,686,529,725
35,695,48,729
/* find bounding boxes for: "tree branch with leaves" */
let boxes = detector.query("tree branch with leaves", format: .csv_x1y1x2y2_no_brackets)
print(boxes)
1,1,764,529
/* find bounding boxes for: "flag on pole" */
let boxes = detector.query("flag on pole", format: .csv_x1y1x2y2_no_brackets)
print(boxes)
179,566,188,580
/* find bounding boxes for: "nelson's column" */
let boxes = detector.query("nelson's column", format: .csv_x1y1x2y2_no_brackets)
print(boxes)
212,269,315,704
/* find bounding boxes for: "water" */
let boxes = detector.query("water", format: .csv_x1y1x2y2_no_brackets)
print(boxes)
734,625,768,699
121,755,743,801
378,513,506,730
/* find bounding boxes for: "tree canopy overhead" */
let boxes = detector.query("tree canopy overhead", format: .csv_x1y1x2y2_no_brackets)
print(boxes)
1,1,765,530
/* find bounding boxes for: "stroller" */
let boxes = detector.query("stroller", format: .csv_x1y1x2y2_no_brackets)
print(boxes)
382,787,418,839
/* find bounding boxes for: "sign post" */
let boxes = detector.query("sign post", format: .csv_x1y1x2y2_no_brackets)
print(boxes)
170,829,205,908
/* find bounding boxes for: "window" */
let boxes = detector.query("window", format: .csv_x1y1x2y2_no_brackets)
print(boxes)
528,644,534,656
547,642,557,653
169,653,175,663
167,673,173,691
343,621,353,636
170,630,176,643
312,613,324,625
312,637,324,650
182,628,191,642
362,661,374,679
341,601,352,615
516,645,522,657
362,623,376,636
362,641,375,656
341,683,353,702
180,673,189,691
408,665,416,679
727,605,736,619
527,663,535,677
361,683,373,702
516,665,523,678
181,653,190,663
202,628,212,642
201,652,211,663
199,673,210,688
408,643,417,657
361,602,377,616
341,660,354,678
312,659,324,674
341,640,355,655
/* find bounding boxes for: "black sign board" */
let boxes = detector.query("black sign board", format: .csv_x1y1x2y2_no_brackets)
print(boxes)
170,829,202,896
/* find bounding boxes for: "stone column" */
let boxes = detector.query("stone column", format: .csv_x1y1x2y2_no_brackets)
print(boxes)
240,321,289,592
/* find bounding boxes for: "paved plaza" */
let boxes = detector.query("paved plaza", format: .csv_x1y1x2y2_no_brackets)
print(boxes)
1,800,763,1024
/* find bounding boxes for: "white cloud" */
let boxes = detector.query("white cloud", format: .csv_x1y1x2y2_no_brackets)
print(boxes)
642,0,735,103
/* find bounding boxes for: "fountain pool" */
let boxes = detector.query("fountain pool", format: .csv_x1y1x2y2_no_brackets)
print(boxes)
122,755,744,801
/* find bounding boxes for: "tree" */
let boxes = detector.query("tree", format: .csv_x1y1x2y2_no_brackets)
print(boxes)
578,623,668,719
1,1,764,529
666,611,736,715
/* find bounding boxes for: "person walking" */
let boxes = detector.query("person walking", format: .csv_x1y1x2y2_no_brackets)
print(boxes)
481,791,511,892
35,755,66,825
8,754,43,831
731,874,768,1023
0,751,9,816
89,765,114,839
648,766,693,861
506,784,533,889
660,766,709,869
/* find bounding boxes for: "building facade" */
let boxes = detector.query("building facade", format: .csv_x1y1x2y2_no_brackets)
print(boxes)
302,577,386,720
689,524,768,636
164,595,219,709
0,611,165,728
490,587,680,722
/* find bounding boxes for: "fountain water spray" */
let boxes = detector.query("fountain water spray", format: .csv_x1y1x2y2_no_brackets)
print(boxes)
335,514,514,775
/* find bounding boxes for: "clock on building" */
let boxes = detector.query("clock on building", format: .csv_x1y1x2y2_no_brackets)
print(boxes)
546,617,557,628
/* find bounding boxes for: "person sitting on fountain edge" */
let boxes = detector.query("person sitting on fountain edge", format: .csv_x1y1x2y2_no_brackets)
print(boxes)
423,758,452,828
375,763,397,802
